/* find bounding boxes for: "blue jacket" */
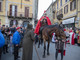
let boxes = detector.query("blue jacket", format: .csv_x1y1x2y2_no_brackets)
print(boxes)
0,31,5,48
12,31,21,45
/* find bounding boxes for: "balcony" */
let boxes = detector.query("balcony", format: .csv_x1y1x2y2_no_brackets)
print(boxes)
57,14,63,20
7,11,33,19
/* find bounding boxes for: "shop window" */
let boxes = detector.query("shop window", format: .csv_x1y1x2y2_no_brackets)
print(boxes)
64,5,68,14
70,0,76,11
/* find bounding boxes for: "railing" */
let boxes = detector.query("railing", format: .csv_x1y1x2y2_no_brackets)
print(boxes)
7,11,33,18
57,14,63,20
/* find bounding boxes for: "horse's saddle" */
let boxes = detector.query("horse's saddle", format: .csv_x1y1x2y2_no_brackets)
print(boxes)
39,25,48,35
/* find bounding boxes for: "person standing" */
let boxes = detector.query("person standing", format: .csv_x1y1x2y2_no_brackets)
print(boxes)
52,33,55,43
0,30,5,60
78,30,80,46
69,29,75,45
22,24,35,60
55,39,66,60
12,27,21,60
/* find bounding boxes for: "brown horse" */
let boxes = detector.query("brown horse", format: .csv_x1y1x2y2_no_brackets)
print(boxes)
38,25,66,58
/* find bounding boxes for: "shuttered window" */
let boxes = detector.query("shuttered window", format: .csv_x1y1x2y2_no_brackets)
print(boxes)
25,7,29,17
9,5,17,16
70,0,76,11
15,6,17,17
64,5,68,14
10,5,12,16
0,2,2,11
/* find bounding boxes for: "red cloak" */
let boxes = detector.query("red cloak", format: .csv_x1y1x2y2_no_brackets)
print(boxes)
34,16,51,35
71,33,75,45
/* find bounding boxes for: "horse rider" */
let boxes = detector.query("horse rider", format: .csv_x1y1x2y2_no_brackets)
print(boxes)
34,11,51,43
34,11,51,35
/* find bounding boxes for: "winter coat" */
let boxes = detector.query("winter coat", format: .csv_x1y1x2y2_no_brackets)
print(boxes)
55,39,65,50
0,32,5,48
11,28,16,34
22,29,35,60
12,31,21,45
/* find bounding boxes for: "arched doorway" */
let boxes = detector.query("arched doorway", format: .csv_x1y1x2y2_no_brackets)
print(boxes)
10,20,18,27
23,21,29,28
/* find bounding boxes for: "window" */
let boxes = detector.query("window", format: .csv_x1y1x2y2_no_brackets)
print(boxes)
57,2,58,9
25,7,29,17
70,0,76,11
9,5,17,16
65,0,69,3
59,9,63,14
65,0,67,2
60,0,62,6
64,5,68,14
0,2,2,12
25,0,29,1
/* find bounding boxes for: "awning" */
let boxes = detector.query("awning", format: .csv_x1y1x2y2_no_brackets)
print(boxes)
62,17,75,24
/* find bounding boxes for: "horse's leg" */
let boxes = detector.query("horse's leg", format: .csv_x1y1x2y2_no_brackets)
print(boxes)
47,41,50,55
38,38,40,48
43,38,46,58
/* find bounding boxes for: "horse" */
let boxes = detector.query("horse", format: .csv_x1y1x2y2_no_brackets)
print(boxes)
38,25,66,58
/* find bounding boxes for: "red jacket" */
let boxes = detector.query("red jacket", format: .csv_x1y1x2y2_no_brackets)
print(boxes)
34,16,51,35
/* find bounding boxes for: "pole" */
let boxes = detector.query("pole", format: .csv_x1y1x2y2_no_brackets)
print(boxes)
52,0,53,24
34,43,40,60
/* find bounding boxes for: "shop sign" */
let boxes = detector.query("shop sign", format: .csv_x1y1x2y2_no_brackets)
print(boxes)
62,17,75,24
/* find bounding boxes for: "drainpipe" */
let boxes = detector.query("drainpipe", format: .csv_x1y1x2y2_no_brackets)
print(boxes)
5,0,9,26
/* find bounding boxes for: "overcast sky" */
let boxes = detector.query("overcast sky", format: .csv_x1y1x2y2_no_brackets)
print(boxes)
38,0,55,19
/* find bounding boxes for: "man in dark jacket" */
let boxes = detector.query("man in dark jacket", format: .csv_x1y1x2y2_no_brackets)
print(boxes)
0,31,5,60
22,24,35,60
12,27,21,60
55,39,66,60
11,25,16,34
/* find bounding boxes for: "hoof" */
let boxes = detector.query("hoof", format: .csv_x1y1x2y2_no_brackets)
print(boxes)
43,55,45,58
47,53,50,55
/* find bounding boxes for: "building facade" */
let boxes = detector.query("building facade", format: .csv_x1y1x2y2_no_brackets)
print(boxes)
52,0,80,28
33,0,38,28
0,0,33,27
46,3,53,24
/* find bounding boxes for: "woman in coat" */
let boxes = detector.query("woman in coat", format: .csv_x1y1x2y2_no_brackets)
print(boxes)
22,24,35,60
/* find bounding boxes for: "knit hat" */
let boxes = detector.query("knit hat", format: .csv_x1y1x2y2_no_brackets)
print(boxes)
16,27,21,30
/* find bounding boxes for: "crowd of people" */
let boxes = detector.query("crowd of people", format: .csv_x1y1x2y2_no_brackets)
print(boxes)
0,25,26,60
52,27,80,46
0,15,80,60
